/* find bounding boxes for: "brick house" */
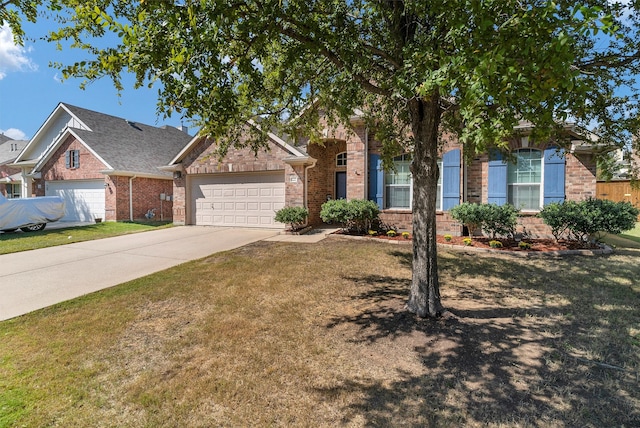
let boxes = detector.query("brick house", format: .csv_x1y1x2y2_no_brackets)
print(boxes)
167,113,600,237
11,103,191,222
0,135,27,198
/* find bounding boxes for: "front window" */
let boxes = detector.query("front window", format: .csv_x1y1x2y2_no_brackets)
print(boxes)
66,149,80,169
508,149,542,210
385,154,411,209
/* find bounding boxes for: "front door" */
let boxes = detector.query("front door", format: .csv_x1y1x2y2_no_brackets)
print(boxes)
336,171,347,199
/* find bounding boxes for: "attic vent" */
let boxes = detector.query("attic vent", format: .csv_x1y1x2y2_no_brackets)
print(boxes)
126,120,142,131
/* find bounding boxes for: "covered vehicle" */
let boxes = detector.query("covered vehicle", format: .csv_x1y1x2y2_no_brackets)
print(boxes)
0,193,65,232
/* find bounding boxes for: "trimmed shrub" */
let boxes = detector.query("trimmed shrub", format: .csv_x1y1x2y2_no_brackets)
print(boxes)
481,203,519,239
540,198,639,241
274,206,308,230
449,203,485,236
320,199,380,234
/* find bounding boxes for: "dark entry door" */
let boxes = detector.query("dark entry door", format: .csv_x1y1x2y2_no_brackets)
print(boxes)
336,171,347,199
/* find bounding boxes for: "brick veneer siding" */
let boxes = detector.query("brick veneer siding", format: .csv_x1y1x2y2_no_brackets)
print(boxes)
174,134,303,225
0,165,20,197
39,134,174,221
106,175,174,221
307,140,347,225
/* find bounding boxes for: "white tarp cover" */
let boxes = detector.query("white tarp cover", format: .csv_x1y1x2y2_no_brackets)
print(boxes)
0,194,65,230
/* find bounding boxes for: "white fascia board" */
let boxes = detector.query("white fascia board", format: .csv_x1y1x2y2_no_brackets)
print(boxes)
168,132,204,165
15,102,92,164
247,119,307,158
32,129,112,173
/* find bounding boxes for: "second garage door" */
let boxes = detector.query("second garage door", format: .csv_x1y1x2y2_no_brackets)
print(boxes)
190,172,285,228
46,180,105,222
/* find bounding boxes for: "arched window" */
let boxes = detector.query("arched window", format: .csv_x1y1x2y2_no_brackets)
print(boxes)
507,149,542,210
336,152,347,167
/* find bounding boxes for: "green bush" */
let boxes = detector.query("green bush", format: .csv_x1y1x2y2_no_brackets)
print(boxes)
481,203,519,239
320,199,380,234
540,198,639,241
449,203,485,236
451,202,519,239
274,206,309,230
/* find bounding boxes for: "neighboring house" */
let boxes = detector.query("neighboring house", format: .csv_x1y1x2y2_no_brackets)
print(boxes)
167,113,602,237
11,103,192,222
0,135,27,198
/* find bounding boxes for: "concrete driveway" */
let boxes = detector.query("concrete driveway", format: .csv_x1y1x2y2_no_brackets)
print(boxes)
0,226,278,321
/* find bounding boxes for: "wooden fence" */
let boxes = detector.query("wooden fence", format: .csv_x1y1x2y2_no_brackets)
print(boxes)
596,180,640,220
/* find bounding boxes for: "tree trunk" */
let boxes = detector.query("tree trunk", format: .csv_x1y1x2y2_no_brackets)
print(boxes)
405,95,445,318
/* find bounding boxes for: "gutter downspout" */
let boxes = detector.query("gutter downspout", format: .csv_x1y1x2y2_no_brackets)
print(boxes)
129,175,137,221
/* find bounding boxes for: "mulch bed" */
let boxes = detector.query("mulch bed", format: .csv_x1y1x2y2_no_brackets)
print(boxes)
337,231,601,252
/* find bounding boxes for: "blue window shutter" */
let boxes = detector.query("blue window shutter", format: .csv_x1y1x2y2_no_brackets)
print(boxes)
487,149,507,205
543,147,565,205
65,151,70,168
368,154,384,209
442,149,461,210
73,150,80,168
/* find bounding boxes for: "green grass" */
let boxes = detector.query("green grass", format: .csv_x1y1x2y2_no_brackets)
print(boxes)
0,221,173,255
1,238,638,427
621,222,640,242
601,223,640,249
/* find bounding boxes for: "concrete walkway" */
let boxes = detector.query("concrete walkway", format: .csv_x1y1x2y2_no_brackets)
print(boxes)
0,227,279,321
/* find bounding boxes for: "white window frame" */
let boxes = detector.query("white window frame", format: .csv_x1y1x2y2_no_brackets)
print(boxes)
507,148,543,211
383,155,443,210
336,152,347,167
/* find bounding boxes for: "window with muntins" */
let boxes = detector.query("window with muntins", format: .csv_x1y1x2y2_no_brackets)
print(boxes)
385,154,412,209
384,155,444,210
336,152,347,167
507,149,542,210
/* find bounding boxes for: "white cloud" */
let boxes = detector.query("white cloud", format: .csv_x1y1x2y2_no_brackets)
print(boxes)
0,128,28,140
0,24,37,79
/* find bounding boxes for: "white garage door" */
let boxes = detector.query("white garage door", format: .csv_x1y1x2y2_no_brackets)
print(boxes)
46,180,105,222
190,172,285,229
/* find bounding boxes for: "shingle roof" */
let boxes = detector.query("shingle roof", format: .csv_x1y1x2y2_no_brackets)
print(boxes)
62,104,192,177
0,139,28,165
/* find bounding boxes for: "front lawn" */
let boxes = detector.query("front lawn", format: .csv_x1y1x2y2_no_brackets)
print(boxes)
0,221,173,255
1,238,638,426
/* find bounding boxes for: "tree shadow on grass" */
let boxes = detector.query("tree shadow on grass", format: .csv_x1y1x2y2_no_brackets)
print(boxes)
319,249,640,426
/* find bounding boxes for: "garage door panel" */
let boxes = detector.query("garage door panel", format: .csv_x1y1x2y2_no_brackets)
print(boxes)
190,172,285,229
46,180,105,222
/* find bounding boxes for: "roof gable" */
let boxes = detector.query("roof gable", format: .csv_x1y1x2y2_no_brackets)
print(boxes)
17,103,192,177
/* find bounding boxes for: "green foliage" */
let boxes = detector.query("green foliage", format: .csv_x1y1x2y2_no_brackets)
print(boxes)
518,241,532,250
320,199,380,234
449,203,485,236
462,237,473,246
539,198,639,241
451,203,519,238
481,204,519,239
274,206,308,230
489,240,503,248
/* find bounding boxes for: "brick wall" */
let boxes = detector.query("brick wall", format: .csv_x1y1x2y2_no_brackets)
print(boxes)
104,175,174,221
0,165,20,197
39,134,174,222
307,140,347,225
175,134,303,224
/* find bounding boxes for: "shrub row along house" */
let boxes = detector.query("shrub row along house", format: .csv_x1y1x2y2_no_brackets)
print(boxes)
8,103,603,235
166,110,602,237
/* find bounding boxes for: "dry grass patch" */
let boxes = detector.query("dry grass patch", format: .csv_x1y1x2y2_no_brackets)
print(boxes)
1,238,639,427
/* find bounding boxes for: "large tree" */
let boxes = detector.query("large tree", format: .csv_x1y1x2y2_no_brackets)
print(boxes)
4,0,640,316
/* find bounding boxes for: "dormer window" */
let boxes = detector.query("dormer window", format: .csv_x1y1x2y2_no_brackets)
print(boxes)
336,152,347,167
65,149,80,169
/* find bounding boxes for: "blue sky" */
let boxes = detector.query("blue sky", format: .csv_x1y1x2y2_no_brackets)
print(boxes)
0,17,190,141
